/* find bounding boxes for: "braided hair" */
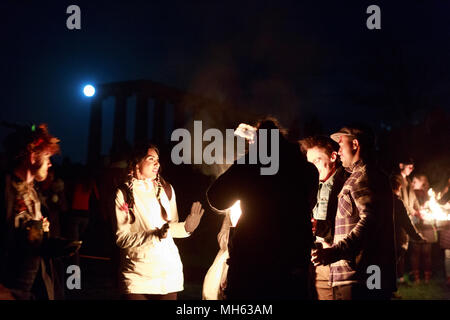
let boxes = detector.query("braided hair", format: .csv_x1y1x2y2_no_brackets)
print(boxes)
120,144,169,224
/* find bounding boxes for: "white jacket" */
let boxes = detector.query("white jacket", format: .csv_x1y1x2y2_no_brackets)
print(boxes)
115,178,190,294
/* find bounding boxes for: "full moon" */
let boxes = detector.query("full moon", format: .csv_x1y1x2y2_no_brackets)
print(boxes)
83,84,95,97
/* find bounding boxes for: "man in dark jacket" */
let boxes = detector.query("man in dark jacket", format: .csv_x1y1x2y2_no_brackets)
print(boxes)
207,118,318,300
312,124,397,300
299,135,349,300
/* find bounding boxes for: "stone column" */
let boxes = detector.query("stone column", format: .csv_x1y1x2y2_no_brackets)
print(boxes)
112,94,127,152
153,98,165,145
134,93,148,145
87,97,103,165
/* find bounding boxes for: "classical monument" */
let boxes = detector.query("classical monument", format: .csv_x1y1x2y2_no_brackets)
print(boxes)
86,79,226,165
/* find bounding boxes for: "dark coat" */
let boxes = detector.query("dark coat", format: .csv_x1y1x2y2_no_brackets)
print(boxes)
0,174,55,300
207,137,318,299
393,195,422,251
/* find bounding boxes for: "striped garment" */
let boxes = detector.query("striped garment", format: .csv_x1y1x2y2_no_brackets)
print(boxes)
329,160,373,287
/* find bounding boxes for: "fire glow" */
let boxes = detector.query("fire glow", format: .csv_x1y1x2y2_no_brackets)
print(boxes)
420,189,450,222
229,200,242,227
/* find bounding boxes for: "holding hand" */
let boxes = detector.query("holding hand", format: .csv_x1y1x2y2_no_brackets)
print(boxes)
185,201,205,233
156,223,170,240
42,217,50,233
311,246,335,267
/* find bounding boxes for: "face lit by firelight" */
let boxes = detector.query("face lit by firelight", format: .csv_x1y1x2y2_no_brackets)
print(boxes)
136,148,160,180
400,163,414,177
34,152,52,182
306,146,337,181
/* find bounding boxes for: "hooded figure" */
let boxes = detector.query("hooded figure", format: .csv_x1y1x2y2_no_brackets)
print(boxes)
207,118,318,300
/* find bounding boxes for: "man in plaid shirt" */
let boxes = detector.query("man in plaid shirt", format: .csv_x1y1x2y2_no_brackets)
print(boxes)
312,125,397,300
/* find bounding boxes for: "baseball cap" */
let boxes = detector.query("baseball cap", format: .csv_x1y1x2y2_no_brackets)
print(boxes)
330,125,375,149
330,126,355,143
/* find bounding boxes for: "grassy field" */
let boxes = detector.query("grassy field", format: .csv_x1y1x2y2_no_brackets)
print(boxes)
393,243,450,300
64,255,450,300
395,274,450,300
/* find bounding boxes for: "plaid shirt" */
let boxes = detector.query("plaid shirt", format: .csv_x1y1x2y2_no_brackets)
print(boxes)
329,159,397,291
329,160,368,286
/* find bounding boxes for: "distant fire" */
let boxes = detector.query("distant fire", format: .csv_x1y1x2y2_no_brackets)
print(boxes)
420,189,450,222
229,200,242,227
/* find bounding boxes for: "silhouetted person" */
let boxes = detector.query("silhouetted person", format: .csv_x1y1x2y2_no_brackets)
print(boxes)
207,118,318,300
391,175,425,295
66,167,99,266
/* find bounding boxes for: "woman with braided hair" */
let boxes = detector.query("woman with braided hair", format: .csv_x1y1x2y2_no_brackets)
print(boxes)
114,143,204,300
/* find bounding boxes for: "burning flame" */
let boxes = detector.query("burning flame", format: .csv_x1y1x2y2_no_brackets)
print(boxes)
420,189,450,222
229,200,242,227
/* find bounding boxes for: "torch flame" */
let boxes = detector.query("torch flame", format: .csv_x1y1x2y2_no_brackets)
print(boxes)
229,200,242,227
420,189,450,221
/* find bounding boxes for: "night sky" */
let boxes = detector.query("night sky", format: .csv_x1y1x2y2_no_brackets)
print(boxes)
1,0,449,164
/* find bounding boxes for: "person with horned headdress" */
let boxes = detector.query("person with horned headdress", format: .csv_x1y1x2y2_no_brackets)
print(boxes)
0,123,69,300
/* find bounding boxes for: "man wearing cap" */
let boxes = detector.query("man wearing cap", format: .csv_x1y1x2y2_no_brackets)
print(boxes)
311,125,396,300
